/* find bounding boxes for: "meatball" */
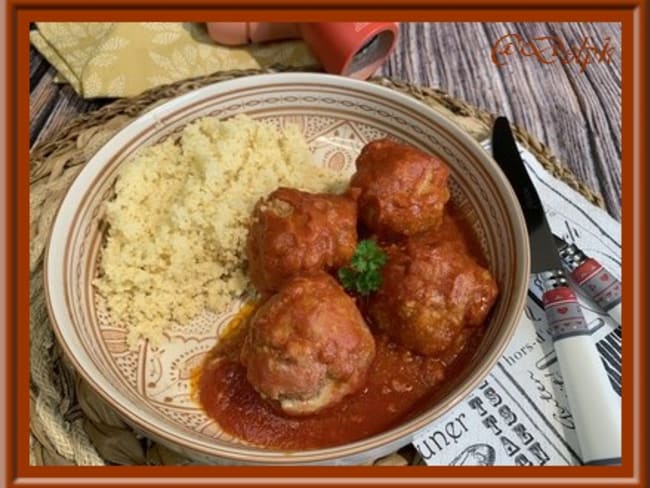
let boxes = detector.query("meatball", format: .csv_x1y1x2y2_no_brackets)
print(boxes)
348,138,451,238
246,187,358,294
367,240,498,357
240,273,375,416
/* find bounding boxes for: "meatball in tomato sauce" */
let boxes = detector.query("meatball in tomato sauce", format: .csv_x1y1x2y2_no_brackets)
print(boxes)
246,187,358,294
240,273,376,416
368,239,498,358
349,138,451,238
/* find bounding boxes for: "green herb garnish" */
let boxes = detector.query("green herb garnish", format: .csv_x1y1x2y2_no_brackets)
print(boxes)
337,239,387,296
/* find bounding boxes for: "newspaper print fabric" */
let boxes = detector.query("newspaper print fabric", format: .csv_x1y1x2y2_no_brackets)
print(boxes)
413,142,621,466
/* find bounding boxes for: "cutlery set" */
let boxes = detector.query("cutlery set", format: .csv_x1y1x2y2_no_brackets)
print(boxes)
491,117,622,466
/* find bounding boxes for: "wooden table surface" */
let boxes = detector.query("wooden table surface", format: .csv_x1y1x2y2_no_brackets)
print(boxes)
30,22,622,220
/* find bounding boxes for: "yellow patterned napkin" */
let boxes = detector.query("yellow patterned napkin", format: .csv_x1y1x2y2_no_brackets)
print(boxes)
30,22,318,98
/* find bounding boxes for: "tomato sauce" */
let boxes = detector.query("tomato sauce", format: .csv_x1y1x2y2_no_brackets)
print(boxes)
199,330,451,450
197,206,489,450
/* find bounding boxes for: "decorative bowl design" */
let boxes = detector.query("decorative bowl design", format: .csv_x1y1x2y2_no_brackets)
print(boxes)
45,73,529,465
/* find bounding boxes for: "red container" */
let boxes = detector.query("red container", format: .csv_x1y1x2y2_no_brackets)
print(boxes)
299,23,399,79
206,22,300,45
206,22,399,80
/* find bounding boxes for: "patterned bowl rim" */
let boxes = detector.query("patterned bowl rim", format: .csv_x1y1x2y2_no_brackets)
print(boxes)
44,72,530,465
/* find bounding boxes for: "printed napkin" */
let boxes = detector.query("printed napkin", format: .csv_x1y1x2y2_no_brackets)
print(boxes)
412,142,622,466
30,22,317,98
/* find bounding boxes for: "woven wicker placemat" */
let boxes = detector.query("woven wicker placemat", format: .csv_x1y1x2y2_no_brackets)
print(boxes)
28,68,605,467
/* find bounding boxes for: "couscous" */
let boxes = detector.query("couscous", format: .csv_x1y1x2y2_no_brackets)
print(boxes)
94,115,346,347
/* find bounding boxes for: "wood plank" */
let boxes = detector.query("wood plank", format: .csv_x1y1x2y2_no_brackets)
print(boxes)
29,58,110,148
28,22,622,219
30,45,51,85
378,22,621,219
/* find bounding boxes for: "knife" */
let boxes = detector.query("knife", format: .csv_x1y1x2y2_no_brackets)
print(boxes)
554,234,622,326
492,117,621,466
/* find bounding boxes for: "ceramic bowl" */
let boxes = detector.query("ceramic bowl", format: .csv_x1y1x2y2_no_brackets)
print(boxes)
44,73,529,465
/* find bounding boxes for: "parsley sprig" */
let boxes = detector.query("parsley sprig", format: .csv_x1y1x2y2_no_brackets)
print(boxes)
337,239,387,296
